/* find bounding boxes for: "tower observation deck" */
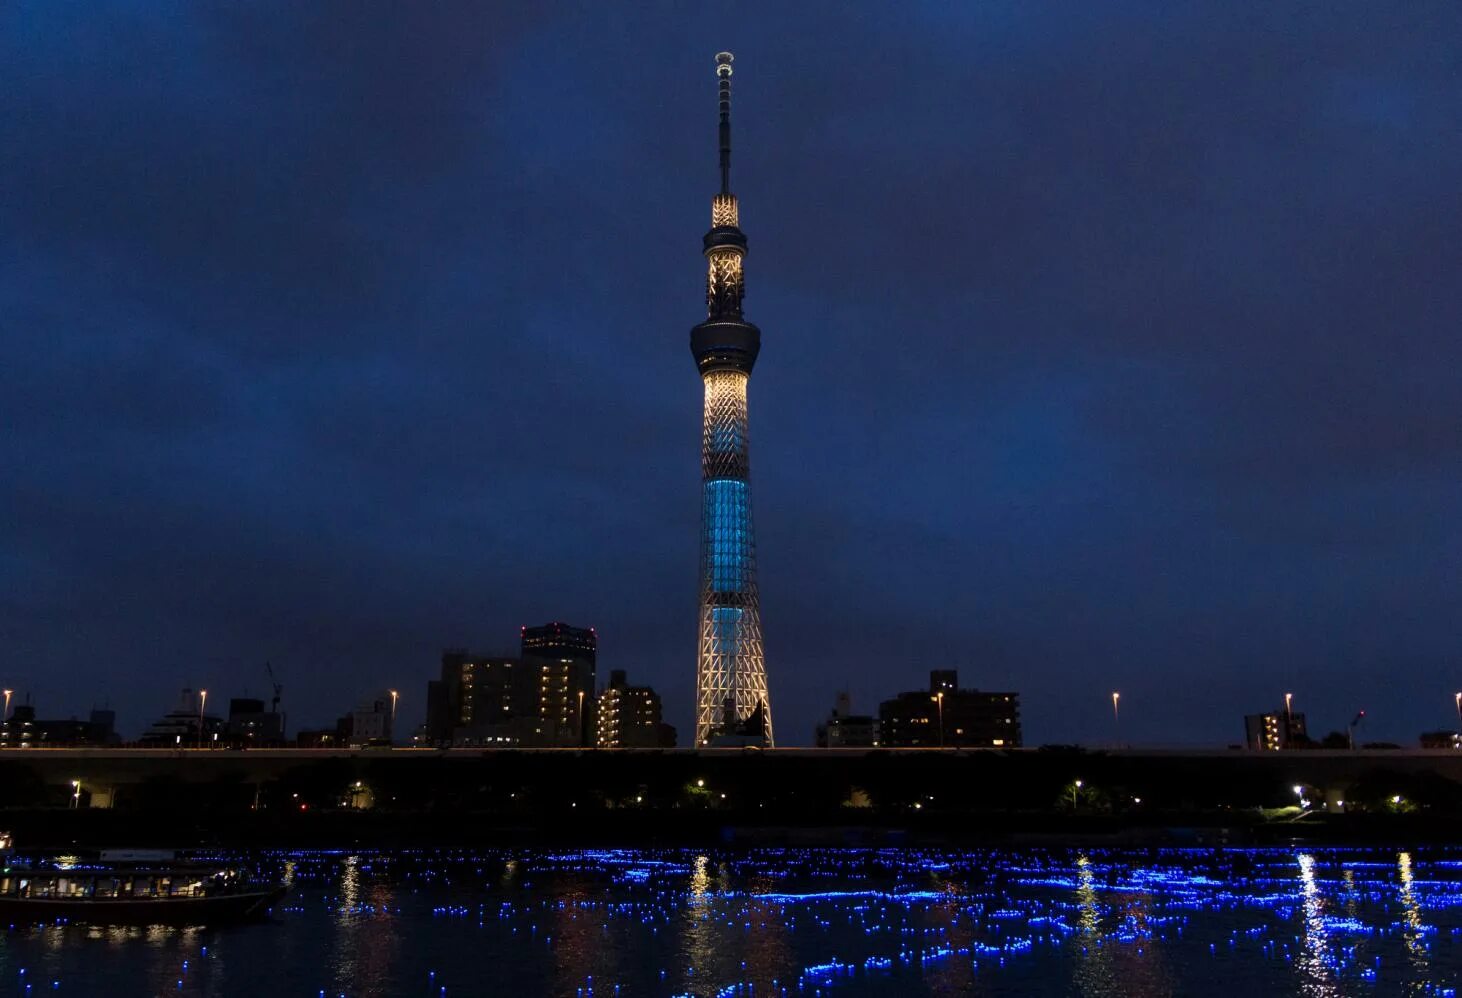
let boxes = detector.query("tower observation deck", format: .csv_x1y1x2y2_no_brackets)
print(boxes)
691,52,773,747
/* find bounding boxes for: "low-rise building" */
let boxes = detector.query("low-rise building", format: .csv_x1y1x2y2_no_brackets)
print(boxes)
0,704,118,748
815,693,879,747
139,689,225,747
350,691,395,746
878,671,1021,748
1244,709,1308,750
295,725,347,748
226,698,285,746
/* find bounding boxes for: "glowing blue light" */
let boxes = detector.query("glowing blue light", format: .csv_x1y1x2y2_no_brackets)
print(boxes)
702,479,749,593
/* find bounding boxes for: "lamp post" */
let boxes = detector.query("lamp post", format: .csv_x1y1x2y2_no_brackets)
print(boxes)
1455,691,1460,727
1072,779,1083,810
197,689,208,749
1111,692,1121,746
2,690,11,723
933,691,945,748
578,689,586,746
70,780,81,809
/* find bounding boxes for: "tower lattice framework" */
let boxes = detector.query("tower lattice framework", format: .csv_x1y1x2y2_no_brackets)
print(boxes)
691,53,773,746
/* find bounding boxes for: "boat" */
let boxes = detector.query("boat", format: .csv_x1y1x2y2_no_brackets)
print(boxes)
0,838,286,925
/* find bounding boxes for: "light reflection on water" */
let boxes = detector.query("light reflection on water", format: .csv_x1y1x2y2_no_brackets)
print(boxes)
1296,852,1340,996
1,847,1460,996
1399,851,1430,980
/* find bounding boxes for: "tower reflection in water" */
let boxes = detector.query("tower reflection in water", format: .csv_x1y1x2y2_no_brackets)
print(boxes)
676,853,794,995
1070,853,1176,998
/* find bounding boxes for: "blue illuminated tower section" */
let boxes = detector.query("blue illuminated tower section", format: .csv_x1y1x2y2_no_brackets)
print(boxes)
692,52,773,747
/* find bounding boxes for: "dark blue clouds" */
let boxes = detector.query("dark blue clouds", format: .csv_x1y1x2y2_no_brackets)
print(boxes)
2,2,1460,744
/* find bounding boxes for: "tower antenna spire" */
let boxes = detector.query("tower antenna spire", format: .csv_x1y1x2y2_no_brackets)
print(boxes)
716,52,733,194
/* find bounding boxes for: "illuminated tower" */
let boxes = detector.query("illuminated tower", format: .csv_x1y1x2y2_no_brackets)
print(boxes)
692,52,773,746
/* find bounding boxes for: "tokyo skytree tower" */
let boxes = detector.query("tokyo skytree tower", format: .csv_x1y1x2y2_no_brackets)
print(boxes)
691,52,773,747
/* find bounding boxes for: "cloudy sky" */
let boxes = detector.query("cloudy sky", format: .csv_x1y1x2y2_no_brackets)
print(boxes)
3,3,1460,744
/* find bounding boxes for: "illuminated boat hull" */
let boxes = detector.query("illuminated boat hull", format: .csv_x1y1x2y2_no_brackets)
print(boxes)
0,885,286,925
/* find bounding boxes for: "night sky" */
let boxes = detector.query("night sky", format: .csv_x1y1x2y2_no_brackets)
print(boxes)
4,4,1461,746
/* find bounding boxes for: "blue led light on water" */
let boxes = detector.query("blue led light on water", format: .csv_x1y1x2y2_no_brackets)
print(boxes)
9,845,1462,994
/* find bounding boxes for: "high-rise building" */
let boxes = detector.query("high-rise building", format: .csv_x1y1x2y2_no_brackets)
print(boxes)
879,671,1022,748
425,626,599,747
533,658,595,746
1244,709,1307,750
521,622,597,667
425,650,534,746
691,52,773,747
522,623,596,747
597,670,675,748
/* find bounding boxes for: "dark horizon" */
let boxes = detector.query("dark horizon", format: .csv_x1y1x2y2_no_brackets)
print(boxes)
4,4,1461,746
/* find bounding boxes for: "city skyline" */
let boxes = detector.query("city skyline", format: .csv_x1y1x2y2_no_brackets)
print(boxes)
5,6,1461,746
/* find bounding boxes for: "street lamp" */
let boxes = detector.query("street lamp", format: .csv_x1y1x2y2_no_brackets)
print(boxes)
1455,691,1461,727
932,691,945,748
71,780,81,809
1111,692,1121,746
1072,779,1083,810
197,689,208,748
2,690,11,723
389,689,399,724
1285,692,1293,719
578,690,586,746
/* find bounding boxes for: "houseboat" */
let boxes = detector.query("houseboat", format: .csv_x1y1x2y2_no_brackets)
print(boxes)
0,840,286,924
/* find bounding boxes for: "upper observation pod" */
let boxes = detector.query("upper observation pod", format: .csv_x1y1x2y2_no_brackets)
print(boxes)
691,50,761,377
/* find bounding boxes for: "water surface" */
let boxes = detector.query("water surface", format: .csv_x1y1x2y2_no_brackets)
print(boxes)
3,846,1460,996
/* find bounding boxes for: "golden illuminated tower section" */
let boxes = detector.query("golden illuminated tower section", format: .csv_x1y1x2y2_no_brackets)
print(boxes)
691,52,772,747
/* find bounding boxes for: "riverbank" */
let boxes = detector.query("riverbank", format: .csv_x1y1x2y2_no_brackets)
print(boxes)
4,745,1461,850
8,806,1462,851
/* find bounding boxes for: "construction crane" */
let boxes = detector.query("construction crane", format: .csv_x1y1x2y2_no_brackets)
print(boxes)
265,662,283,715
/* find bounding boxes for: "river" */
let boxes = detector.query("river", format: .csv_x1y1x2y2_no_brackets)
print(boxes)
2,846,1459,995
